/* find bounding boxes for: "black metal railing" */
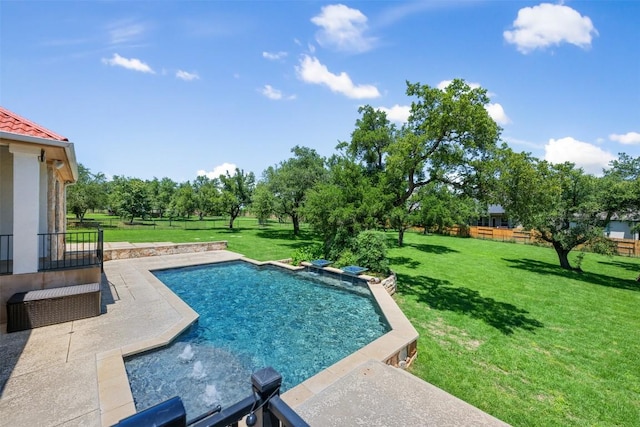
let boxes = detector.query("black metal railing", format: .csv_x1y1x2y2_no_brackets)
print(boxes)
38,229,103,272
0,234,12,275
116,367,310,427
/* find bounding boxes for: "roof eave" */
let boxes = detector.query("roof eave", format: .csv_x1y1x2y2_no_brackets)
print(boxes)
0,130,79,183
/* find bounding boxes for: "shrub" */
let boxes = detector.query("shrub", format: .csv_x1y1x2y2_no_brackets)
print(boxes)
335,249,358,269
353,230,389,274
291,243,324,266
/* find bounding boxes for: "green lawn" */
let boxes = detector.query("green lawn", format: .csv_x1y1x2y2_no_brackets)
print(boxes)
97,216,314,261
390,233,640,427
82,214,640,425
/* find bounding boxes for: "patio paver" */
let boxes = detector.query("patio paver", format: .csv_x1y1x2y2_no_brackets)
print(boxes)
0,245,510,427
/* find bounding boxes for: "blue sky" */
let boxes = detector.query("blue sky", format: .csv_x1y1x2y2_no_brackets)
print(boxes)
1,1,638,181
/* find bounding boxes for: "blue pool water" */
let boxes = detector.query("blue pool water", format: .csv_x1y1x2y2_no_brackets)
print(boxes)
125,261,390,420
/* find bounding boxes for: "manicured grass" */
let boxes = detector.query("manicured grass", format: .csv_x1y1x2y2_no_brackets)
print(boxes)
83,213,640,425
96,216,315,261
390,232,640,427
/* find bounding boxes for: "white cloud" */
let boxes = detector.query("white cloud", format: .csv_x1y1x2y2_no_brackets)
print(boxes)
260,85,282,100
176,70,199,81
311,4,375,53
259,85,296,101
262,51,288,60
378,104,411,123
504,3,598,54
544,137,615,175
197,162,237,180
485,103,510,125
437,80,481,90
609,132,640,145
296,55,380,99
101,53,154,73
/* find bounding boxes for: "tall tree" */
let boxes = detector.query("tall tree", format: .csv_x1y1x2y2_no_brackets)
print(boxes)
414,183,480,234
303,155,386,258
601,153,640,225
347,79,501,246
148,177,177,218
346,105,395,174
252,182,275,225
109,176,152,224
193,175,219,219
264,146,327,235
171,181,197,219
218,168,255,229
496,150,608,270
66,164,107,222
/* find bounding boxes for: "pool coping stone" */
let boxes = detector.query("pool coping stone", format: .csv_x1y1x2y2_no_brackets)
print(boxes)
96,254,418,426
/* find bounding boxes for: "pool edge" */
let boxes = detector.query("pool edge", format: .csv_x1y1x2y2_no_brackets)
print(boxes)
97,256,418,425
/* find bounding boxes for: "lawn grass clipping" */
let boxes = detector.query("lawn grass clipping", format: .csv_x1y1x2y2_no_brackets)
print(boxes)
390,232,640,426
80,214,640,425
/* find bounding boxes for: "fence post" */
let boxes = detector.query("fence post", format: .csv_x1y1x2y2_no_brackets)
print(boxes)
250,367,281,427
98,228,104,272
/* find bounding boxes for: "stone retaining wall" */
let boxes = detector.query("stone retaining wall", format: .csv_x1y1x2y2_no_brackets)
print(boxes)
103,241,228,261
378,273,397,295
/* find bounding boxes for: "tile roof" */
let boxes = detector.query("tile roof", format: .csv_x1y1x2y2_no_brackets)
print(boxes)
0,106,68,142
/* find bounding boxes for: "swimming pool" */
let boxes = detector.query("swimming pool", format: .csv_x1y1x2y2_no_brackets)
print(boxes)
125,261,390,419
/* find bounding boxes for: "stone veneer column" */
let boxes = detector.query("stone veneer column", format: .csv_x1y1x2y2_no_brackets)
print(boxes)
56,174,66,259
9,144,42,274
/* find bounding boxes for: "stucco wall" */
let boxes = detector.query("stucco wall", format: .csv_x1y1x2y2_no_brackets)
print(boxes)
0,146,12,236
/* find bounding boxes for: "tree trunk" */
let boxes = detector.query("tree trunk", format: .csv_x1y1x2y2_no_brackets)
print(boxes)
228,217,234,229
292,215,300,235
398,228,405,247
553,243,574,270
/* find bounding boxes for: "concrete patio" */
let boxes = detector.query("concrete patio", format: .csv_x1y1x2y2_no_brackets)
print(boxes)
0,247,509,426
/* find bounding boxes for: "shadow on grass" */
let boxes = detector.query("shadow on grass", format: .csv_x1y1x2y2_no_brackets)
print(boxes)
389,256,421,269
405,242,460,255
597,259,640,274
398,273,544,335
255,228,316,242
504,258,640,292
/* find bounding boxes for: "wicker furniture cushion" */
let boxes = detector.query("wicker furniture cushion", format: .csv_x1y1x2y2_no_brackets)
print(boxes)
7,283,101,332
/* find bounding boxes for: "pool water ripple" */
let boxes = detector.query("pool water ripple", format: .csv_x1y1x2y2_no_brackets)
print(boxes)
125,261,389,419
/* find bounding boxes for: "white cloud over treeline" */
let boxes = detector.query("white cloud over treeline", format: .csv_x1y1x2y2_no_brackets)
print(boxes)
504,3,598,53
197,163,237,180
544,137,614,175
296,55,380,99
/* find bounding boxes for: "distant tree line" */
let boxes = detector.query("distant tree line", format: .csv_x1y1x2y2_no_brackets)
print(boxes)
67,79,640,272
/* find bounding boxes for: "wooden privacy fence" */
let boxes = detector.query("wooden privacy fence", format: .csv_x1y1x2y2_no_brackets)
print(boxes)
440,226,639,257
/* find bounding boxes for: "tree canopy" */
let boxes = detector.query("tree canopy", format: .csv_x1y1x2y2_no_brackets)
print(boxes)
343,79,501,246
263,146,327,235
109,176,152,224
495,149,611,270
66,164,107,222
218,168,255,229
